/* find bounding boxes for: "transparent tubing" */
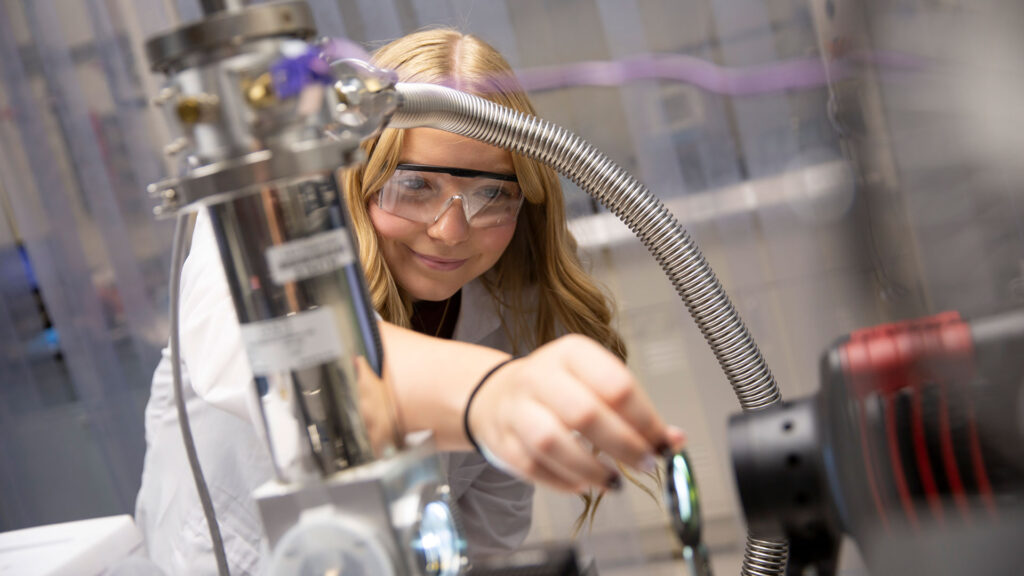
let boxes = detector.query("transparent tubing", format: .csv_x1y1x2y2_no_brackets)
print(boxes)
391,82,788,575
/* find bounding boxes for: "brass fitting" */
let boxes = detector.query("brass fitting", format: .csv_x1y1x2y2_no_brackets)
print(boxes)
243,72,277,109
175,94,220,125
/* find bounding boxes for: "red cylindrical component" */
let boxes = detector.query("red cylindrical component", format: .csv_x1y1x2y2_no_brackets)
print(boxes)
839,311,990,530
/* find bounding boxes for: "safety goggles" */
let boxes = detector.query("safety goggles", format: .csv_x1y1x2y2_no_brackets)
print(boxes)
378,164,524,228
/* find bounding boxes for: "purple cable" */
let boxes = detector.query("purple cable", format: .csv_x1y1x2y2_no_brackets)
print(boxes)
512,52,924,96
317,36,924,97
271,49,333,99
270,40,375,100
513,53,835,96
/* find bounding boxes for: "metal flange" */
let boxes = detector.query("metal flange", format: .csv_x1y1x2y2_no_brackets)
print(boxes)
145,0,316,74
148,136,363,217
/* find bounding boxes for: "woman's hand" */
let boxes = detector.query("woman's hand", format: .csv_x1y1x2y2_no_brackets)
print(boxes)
466,334,686,493
355,355,404,458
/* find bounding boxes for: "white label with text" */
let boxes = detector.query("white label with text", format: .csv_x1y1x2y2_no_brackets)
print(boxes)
239,308,343,376
265,229,354,285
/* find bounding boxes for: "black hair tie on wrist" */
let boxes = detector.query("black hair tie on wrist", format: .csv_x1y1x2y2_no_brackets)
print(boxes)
463,358,516,453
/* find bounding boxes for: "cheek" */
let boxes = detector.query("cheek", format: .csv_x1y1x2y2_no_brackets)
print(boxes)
476,225,518,262
368,203,415,244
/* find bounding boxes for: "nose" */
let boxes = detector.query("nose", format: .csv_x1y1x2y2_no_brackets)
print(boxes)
427,196,471,246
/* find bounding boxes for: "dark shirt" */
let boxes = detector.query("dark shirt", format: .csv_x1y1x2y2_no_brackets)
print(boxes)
410,289,462,340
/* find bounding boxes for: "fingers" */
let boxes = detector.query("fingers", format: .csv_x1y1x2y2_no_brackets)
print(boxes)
493,430,592,493
558,336,673,452
538,372,654,473
512,400,620,491
354,355,402,456
665,425,687,453
467,334,687,494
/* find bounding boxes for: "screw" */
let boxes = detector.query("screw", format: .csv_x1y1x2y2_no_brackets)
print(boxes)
151,85,178,106
164,137,189,156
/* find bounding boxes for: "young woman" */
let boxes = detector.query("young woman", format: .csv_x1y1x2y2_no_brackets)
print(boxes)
344,26,672,534
135,28,682,575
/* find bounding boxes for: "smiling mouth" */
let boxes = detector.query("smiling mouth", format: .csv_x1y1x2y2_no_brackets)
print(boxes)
411,249,468,271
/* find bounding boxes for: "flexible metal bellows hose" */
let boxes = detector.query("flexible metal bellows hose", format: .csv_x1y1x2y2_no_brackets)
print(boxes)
741,537,790,576
391,82,789,575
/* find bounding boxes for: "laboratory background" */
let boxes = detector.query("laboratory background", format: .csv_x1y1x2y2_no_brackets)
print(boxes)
1,0,1022,574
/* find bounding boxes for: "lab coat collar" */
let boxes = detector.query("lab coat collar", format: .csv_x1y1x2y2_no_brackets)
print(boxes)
452,278,504,345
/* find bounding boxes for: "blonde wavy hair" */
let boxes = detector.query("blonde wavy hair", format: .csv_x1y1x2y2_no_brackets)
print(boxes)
343,28,625,361
343,28,652,529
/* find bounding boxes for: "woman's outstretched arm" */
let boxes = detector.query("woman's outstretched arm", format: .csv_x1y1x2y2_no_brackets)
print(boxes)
375,322,685,493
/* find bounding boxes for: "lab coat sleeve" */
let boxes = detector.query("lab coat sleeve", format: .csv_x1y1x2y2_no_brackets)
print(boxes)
454,457,535,556
177,209,258,423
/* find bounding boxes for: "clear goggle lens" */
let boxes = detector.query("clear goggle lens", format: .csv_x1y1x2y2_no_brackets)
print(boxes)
378,165,523,228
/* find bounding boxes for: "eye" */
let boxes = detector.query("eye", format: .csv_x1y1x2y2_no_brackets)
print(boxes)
397,175,429,191
393,174,440,205
472,184,512,203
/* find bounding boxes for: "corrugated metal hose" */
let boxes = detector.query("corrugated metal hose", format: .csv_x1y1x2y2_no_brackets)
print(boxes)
391,82,789,576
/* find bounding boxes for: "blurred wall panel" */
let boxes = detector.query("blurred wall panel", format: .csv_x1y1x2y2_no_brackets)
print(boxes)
863,0,1024,316
0,0,173,530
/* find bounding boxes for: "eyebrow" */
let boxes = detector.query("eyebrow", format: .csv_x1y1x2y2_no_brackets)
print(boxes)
395,163,518,182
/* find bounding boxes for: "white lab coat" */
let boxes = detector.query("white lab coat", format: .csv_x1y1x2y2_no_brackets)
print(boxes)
134,211,534,575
